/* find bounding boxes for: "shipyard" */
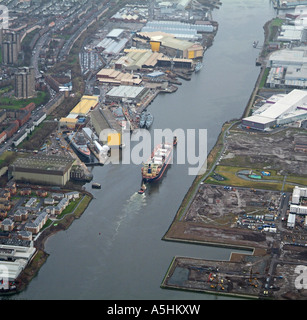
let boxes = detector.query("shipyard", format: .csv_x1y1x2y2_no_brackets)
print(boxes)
1,0,307,301
0,0,221,295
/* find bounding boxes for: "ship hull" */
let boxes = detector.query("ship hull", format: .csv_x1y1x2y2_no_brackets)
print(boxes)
141,143,172,183
195,62,203,72
68,134,91,159
142,161,170,183
145,113,154,129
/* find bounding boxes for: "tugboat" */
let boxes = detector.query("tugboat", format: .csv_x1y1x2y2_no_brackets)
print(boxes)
145,112,154,129
92,182,101,189
194,62,203,72
173,136,178,146
138,183,147,194
141,142,173,183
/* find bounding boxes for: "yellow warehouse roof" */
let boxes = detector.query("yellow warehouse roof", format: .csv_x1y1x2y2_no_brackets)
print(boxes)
71,95,99,115
60,118,78,123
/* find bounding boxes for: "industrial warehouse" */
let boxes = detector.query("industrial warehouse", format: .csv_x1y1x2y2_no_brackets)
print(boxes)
8,155,75,186
135,31,204,59
69,95,99,117
96,68,142,86
266,47,307,88
242,89,307,131
140,20,214,41
288,186,307,228
105,85,150,103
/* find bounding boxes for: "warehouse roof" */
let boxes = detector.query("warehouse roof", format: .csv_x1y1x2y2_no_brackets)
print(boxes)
103,38,128,55
260,89,307,119
106,85,147,99
277,25,304,42
70,95,99,115
60,117,78,124
141,20,206,40
268,47,307,66
242,114,275,125
10,155,75,175
137,31,203,52
115,50,165,70
107,28,124,39
97,68,142,85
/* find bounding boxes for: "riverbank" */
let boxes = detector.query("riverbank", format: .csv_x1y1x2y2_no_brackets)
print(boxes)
161,13,307,300
8,191,93,295
163,11,274,247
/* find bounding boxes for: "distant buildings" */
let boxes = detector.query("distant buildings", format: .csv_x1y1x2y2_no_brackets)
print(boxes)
96,68,142,86
105,85,150,104
141,20,213,41
135,31,204,59
1,30,21,65
14,66,35,99
114,49,166,71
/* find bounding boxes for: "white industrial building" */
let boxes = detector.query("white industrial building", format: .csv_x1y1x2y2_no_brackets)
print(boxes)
284,65,307,88
268,47,307,68
287,213,296,228
141,20,213,41
242,89,307,130
266,64,307,89
290,204,307,214
287,185,307,228
277,25,307,42
266,47,307,88
105,85,149,103
292,186,307,204
0,242,36,282
106,28,125,39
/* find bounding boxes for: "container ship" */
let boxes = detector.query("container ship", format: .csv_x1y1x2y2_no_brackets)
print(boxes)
68,131,91,159
141,142,173,183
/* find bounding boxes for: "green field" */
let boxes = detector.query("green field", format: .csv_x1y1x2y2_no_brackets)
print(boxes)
205,165,305,193
0,91,49,110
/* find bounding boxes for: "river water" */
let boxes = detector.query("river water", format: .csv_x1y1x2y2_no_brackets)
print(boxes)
14,0,276,300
